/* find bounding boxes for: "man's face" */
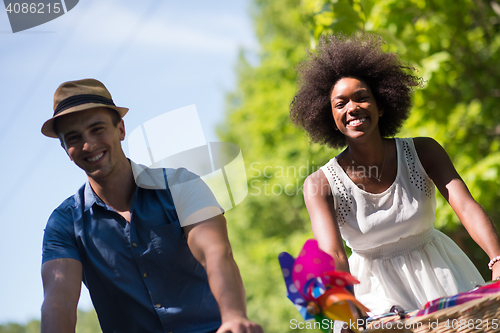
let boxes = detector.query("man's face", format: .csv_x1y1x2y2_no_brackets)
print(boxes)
57,107,126,181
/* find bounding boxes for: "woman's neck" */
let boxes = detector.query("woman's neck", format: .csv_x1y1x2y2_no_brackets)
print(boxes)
345,135,386,167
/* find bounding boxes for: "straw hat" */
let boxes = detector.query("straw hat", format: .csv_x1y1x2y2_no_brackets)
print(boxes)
41,78,128,138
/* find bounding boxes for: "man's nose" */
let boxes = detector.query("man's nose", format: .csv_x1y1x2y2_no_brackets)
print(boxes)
82,136,97,151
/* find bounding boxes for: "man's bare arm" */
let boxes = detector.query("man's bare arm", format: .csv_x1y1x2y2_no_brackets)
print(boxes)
41,258,82,333
184,214,263,333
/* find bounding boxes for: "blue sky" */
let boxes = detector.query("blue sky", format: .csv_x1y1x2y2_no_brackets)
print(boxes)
0,0,257,324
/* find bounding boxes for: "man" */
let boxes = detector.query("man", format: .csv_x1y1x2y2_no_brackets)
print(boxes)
40,78,262,333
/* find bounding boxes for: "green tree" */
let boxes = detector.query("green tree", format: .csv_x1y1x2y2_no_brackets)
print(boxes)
220,0,329,331
0,323,25,333
75,309,101,333
0,309,101,333
0,319,40,333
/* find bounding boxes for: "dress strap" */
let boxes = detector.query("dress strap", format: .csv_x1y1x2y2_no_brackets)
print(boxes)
399,138,434,199
321,161,352,227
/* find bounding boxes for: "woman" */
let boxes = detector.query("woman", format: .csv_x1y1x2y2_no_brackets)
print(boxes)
290,34,500,314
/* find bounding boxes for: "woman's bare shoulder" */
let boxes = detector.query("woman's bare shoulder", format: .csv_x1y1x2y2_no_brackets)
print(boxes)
304,168,331,200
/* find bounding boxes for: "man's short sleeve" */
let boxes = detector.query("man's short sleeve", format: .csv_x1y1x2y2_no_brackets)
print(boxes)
42,204,81,264
166,168,224,227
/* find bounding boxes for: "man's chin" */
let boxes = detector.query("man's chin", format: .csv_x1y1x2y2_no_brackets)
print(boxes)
85,168,110,181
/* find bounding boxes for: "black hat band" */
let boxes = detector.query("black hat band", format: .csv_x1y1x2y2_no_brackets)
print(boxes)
54,94,116,116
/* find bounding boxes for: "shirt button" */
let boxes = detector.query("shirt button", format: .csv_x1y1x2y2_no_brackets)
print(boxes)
143,272,148,278
132,243,137,248
156,303,161,308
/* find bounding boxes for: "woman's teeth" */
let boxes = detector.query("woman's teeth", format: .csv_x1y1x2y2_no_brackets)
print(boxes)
348,118,367,126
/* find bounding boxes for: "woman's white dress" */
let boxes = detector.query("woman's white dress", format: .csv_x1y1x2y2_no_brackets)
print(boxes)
320,137,484,314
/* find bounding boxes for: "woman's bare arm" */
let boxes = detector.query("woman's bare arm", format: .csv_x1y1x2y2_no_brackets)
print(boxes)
414,137,500,280
304,169,350,273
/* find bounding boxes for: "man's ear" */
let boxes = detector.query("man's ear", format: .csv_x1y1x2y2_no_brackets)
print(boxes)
118,119,125,141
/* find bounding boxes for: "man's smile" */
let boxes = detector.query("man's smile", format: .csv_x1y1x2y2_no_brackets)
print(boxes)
86,151,105,162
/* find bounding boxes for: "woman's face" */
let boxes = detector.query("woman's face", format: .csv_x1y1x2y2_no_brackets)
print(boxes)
330,77,383,141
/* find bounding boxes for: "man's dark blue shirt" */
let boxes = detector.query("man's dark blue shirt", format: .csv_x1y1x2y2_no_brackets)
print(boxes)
42,166,222,333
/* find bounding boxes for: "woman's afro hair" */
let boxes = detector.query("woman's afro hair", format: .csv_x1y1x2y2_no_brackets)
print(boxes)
290,33,422,148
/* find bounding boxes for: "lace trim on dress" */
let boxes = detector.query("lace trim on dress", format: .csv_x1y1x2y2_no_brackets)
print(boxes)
324,163,352,227
402,139,433,198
